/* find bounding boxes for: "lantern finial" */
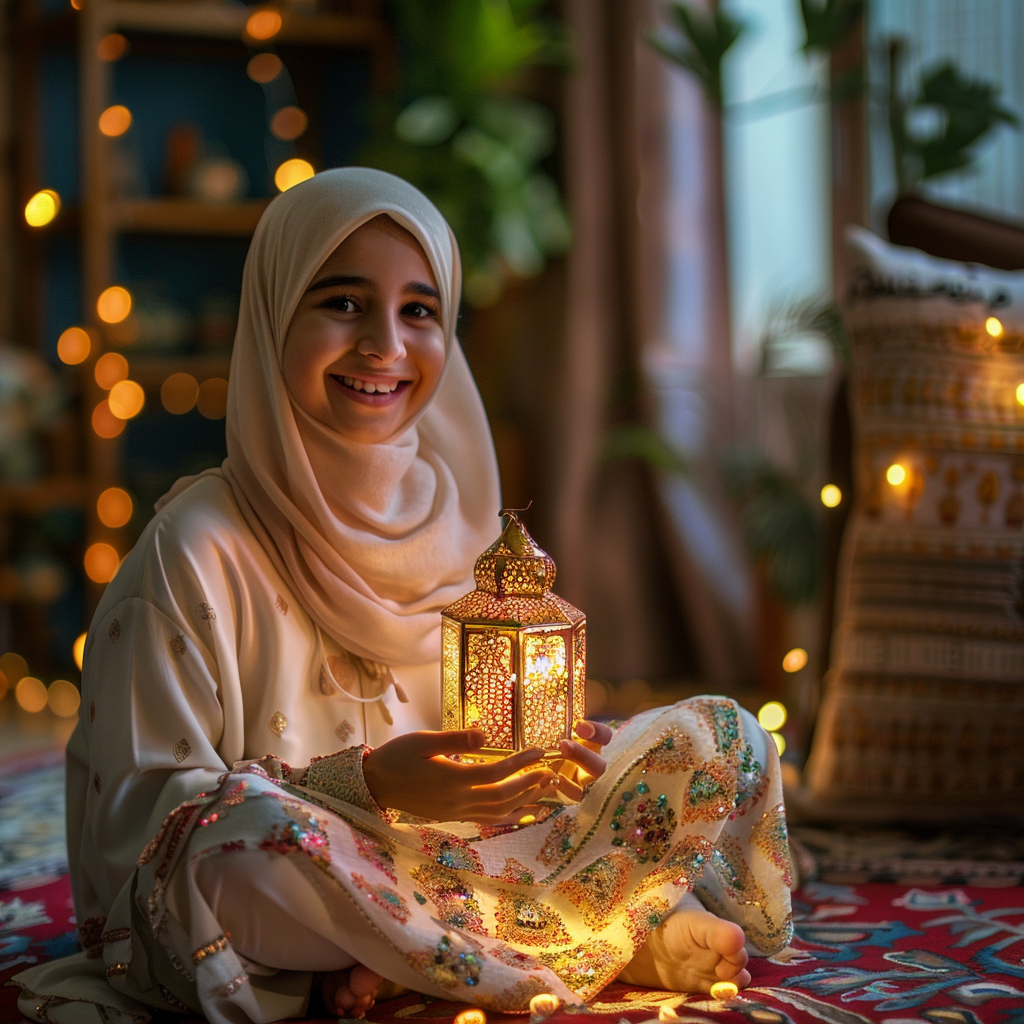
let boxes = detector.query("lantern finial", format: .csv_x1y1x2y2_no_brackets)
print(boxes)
475,511,556,597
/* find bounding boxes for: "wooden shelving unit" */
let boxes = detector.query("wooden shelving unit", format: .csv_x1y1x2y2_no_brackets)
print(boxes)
5,0,388,662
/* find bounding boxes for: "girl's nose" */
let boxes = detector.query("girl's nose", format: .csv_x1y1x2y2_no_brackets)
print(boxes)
356,311,406,363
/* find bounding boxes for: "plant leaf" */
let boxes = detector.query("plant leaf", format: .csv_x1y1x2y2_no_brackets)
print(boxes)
798,0,864,55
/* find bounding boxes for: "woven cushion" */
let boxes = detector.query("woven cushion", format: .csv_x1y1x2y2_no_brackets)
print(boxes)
804,227,1024,821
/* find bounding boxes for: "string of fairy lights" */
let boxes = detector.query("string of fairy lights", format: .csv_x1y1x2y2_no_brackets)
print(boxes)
5,5,319,713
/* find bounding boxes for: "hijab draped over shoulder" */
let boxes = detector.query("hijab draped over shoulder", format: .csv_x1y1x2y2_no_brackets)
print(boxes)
164,168,501,669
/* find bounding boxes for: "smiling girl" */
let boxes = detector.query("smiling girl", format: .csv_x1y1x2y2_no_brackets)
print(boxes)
15,170,793,1024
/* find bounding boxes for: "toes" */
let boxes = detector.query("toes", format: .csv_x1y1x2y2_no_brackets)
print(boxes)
349,964,385,999
715,946,749,975
710,920,747,958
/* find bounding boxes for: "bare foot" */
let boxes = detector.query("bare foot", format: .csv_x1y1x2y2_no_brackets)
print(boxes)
617,894,750,995
321,964,386,1019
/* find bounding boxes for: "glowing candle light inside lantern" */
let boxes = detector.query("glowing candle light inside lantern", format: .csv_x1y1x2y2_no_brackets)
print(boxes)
528,994,559,1017
246,8,283,40
108,380,145,420
57,326,91,365
94,352,129,390
24,189,61,227
758,701,787,731
73,633,87,671
247,52,282,83
275,158,314,192
48,679,81,718
782,648,807,673
16,676,48,713
97,285,132,324
98,104,132,137
84,543,120,584
97,487,133,528
92,400,126,438
886,463,906,486
985,316,1004,337
161,373,199,414
820,483,842,508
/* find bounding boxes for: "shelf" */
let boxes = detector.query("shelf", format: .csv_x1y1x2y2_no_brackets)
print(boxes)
109,2,382,47
111,198,270,236
0,477,86,514
129,352,232,386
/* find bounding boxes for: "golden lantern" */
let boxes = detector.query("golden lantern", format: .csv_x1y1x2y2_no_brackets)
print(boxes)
441,511,585,762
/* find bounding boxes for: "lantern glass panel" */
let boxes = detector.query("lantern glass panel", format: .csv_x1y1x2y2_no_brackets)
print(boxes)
521,629,570,749
441,618,461,731
464,630,516,747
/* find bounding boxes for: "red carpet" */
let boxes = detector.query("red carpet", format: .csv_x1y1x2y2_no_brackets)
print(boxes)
2,751,1023,1022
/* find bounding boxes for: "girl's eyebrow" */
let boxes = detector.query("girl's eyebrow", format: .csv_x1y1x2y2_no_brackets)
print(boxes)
306,275,441,302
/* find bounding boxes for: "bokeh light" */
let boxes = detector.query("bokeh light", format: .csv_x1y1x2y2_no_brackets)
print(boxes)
782,647,808,673
274,158,314,192
528,994,559,1017
270,106,308,141
247,52,283,83
820,483,842,508
658,1006,680,1022
97,285,132,324
57,326,91,365
454,1011,487,1024
771,732,787,756
108,380,145,419
97,33,129,61
985,316,1004,337
24,189,61,227
246,8,283,40
161,373,199,414
73,633,87,671
1017,382,1024,406
84,542,120,583
710,981,740,1002
197,377,229,419
0,669,7,703
886,463,906,486
16,676,48,713
69,0,83,8
92,400,126,438
758,700,788,731
97,487,133,528
48,679,81,718
94,352,129,390
0,652,28,685
98,104,132,137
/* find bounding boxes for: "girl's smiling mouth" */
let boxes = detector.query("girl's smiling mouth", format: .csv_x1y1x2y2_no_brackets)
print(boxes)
329,373,411,403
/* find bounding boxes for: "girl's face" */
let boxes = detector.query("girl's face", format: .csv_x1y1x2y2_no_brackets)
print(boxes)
283,218,446,444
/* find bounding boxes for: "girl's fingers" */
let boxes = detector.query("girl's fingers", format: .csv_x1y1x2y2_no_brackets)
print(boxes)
455,747,547,784
405,729,488,758
467,782,560,821
468,767,554,803
558,738,607,779
551,773,586,802
574,720,614,746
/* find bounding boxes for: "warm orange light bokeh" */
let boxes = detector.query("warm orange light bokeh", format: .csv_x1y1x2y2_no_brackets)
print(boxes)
73,633,87,671
98,104,132,137
98,33,129,61
97,487,133,528
92,400,126,438
246,8,283,40
161,372,200,414
0,652,28,685
57,326,91,365
270,106,308,141
274,158,314,192
94,351,129,390
247,52,283,83
48,679,81,718
97,285,132,324
16,676,48,713
84,542,120,583
782,648,808,673
108,380,145,419
25,189,61,227
197,377,229,419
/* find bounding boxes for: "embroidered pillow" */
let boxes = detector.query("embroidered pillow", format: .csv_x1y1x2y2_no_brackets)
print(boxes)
804,227,1024,820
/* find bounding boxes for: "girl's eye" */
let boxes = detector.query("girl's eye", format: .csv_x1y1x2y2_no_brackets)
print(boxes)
322,295,359,313
403,301,439,320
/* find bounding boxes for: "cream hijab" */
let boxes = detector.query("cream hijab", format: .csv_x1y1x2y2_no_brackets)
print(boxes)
166,168,501,673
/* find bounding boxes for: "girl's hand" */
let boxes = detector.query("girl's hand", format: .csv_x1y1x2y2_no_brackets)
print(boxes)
554,719,615,801
362,730,559,824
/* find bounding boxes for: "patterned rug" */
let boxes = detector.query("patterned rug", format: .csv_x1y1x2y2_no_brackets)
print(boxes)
3,750,1023,1024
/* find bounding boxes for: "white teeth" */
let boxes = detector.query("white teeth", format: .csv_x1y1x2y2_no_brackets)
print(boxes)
341,376,397,394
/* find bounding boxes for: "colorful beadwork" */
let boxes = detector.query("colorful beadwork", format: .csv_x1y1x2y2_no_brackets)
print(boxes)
409,863,486,934
539,939,621,997
497,857,535,884
268,711,287,737
642,728,696,773
352,872,410,923
257,811,330,870
404,932,483,989
191,935,229,964
554,852,632,927
750,803,794,888
609,782,676,863
681,761,738,823
537,810,576,867
624,894,672,950
691,698,741,754
352,828,397,882
494,892,571,947
419,830,484,873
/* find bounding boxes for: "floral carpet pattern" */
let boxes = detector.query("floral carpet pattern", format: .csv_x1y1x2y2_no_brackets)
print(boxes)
2,750,1023,1023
